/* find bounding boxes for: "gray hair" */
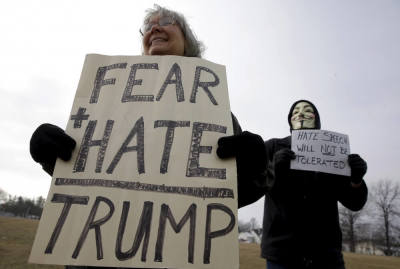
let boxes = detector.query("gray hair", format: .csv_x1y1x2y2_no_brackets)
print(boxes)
142,4,205,58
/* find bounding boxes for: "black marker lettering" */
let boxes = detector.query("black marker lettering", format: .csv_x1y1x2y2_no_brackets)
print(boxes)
156,63,184,102
70,107,90,128
115,201,153,262
154,203,196,263
72,196,114,260
107,117,145,174
55,178,235,199
296,144,314,153
74,120,114,173
121,63,158,102
190,66,220,105
154,120,190,173
203,203,235,264
186,122,227,179
321,144,336,156
45,194,89,254
297,131,306,140
90,63,127,104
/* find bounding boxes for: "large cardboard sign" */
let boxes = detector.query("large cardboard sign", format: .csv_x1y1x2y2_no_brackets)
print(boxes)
290,129,351,176
29,55,239,269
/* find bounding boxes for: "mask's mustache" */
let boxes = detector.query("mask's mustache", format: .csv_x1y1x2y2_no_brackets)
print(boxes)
296,115,313,121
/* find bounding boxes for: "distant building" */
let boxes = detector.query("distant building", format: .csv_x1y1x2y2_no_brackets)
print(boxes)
238,230,262,244
343,241,385,256
0,211,15,217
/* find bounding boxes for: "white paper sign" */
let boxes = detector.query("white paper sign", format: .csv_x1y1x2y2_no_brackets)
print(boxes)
290,129,351,176
29,54,238,269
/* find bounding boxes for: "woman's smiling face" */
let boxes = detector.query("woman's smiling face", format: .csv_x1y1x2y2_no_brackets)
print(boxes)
142,14,185,56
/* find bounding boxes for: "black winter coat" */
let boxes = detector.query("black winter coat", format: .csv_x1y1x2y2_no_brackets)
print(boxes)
239,136,368,268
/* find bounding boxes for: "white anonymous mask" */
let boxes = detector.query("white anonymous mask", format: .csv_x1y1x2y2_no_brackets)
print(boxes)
290,102,316,130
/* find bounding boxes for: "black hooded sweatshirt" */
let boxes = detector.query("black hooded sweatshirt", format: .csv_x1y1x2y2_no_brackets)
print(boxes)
240,100,368,268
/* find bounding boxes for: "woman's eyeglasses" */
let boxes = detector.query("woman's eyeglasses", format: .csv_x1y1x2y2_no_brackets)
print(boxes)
140,16,175,36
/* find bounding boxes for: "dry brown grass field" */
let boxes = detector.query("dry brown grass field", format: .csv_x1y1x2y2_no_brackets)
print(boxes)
239,243,400,269
1,216,399,269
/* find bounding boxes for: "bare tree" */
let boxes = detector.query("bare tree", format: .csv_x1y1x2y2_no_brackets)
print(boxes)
370,179,400,255
249,217,260,230
238,219,251,233
339,205,362,252
0,188,7,204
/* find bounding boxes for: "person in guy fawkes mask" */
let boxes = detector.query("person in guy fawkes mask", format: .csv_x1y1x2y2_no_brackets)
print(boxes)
217,100,368,269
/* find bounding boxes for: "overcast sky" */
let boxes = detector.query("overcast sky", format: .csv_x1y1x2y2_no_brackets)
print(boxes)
1,0,399,224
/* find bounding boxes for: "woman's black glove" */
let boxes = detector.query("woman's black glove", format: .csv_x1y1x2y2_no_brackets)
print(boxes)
216,131,267,182
30,123,76,176
348,154,367,184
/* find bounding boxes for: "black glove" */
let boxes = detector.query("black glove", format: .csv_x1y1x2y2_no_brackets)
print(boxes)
217,131,267,182
272,148,295,176
348,154,367,184
30,123,76,176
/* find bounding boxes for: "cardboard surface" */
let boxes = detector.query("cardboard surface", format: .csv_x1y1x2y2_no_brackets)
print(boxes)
291,129,351,176
29,55,239,269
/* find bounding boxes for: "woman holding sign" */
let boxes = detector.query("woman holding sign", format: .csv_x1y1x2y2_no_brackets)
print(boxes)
30,4,254,269
218,99,368,269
